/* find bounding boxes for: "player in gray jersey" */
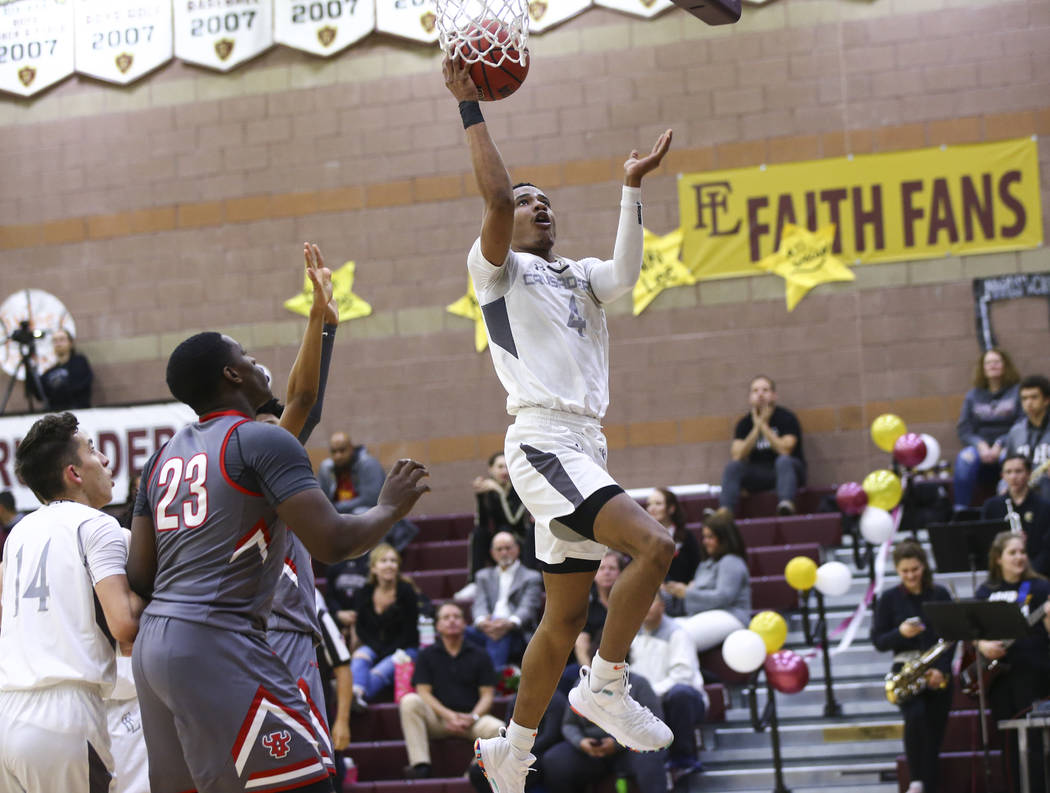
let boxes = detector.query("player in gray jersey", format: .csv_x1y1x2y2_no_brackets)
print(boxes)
444,56,676,793
128,329,429,793
258,245,348,754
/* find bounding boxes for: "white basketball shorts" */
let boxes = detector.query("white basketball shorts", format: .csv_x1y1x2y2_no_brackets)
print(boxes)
504,408,623,569
0,681,113,793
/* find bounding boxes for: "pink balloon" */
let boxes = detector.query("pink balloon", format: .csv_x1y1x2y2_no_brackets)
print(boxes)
893,433,928,469
765,650,810,694
835,482,868,516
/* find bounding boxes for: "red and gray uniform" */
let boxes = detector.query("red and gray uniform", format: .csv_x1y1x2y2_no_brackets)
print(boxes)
267,532,333,761
132,411,333,793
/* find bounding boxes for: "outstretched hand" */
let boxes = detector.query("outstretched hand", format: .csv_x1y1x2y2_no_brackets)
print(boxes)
443,54,480,102
378,459,431,521
303,242,336,323
624,129,673,187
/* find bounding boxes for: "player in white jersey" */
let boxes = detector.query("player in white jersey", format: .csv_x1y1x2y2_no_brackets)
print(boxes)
443,57,676,793
0,412,144,793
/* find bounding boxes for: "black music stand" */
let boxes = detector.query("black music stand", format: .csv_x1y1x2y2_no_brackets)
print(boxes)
926,519,1008,590
924,600,1031,793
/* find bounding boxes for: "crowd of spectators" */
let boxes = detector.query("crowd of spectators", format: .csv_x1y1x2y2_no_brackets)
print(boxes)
8,360,1050,792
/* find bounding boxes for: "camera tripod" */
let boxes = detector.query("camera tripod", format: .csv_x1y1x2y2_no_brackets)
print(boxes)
0,329,50,416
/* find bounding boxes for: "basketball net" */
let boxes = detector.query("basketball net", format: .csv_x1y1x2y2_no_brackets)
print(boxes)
435,0,530,67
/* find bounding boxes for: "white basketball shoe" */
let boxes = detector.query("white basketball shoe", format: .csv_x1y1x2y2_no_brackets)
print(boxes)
474,729,535,793
568,664,674,752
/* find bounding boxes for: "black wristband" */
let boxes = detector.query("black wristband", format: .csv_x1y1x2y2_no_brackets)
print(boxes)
459,100,484,129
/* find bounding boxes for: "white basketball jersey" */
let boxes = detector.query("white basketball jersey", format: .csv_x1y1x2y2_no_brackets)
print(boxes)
468,238,610,419
0,501,125,693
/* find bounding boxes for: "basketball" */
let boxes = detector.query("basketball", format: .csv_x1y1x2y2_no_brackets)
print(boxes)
458,20,529,102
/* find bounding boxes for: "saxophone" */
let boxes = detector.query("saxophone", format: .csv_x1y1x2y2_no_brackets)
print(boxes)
884,640,952,705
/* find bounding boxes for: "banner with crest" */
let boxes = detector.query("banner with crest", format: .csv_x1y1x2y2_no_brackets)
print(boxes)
73,0,173,85
524,0,592,32
374,0,438,43
594,0,671,19
173,0,274,72
274,0,375,56
0,0,74,97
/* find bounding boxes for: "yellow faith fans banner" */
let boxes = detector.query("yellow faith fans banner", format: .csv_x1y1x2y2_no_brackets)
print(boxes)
679,138,1043,281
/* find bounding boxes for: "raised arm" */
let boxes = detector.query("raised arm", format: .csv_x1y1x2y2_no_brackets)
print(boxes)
589,129,672,304
443,55,515,266
281,243,334,439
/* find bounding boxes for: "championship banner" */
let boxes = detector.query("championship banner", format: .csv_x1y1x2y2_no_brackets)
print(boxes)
374,0,438,44
594,0,671,19
173,0,273,72
0,0,74,97
74,0,173,85
274,0,375,57
525,0,592,32
0,402,197,512
679,138,1044,281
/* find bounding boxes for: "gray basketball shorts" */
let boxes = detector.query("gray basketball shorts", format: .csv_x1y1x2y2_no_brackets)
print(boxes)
267,629,332,756
132,615,335,793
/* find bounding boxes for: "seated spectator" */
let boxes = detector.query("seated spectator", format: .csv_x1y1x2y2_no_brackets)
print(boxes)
319,431,386,514
718,375,805,516
954,347,1021,510
667,511,751,653
0,490,25,556
348,544,420,705
1005,375,1050,502
539,673,669,793
467,531,544,669
29,328,93,410
398,602,504,779
470,451,535,578
630,594,707,784
647,487,701,586
981,454,1050,575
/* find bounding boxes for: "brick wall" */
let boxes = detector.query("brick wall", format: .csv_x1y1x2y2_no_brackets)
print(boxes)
0,0,1048,514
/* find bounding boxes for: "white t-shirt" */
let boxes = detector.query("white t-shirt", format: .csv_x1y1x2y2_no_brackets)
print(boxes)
0,501,127,693
468,238,610,420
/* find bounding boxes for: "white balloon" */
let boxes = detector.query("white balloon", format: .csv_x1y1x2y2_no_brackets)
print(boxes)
860,506,894,545
916,433,941,471
722,629,768,674
815,561,853,597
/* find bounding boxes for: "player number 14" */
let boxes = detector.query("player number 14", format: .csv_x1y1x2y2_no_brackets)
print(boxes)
566,295,587,337
12,539,52,616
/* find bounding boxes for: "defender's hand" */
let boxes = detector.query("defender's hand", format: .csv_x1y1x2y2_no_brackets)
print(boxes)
624,129,672,187
443,55,480,103
378,459,431,521
304,242,334,318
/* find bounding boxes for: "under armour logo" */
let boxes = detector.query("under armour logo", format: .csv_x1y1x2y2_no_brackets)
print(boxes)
262,730,292,759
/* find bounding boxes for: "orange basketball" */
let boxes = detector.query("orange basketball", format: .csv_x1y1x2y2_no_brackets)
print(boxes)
458,20,529,102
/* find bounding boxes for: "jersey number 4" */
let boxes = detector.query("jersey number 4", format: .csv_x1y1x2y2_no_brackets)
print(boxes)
566,295,587,337
156,454,209,532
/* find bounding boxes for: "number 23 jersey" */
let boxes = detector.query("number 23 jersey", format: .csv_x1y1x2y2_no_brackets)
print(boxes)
468,238,610,420
136,411,319,637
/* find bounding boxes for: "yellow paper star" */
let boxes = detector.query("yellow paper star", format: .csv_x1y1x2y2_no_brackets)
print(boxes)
633,227,695,315
756,224,855,311
446,278,488,352
284,261,372,320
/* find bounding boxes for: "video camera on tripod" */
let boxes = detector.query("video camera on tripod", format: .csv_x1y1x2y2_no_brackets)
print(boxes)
1,319,49,415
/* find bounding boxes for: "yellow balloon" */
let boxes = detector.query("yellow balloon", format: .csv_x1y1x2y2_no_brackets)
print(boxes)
871,413,907,452
749,611,788,654
862,469,903,511
785,556,818,591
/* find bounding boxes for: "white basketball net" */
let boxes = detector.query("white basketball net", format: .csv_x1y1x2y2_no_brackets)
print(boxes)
435,0,530,67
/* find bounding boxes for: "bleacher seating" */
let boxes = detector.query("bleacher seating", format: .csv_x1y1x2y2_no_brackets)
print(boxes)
336,486,842,791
